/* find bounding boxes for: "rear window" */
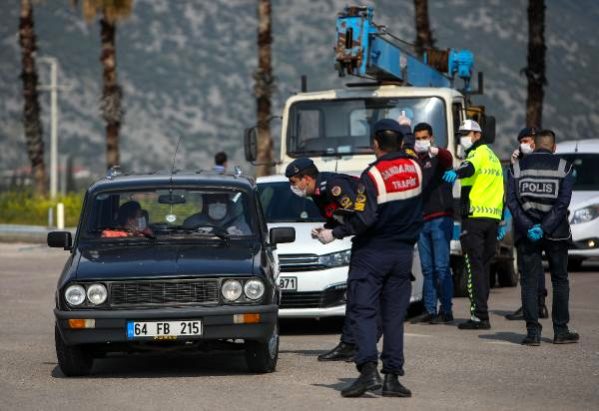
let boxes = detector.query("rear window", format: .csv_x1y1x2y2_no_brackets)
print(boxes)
558,154,599,191
257,182,324,223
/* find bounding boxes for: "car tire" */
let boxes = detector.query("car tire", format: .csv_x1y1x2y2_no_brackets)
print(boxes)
451,257,468,298
245,323,278,373
55,324,93,377
497,248,518,287
568,258,584,271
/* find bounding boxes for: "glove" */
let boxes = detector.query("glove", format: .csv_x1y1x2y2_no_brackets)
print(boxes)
316,229,335,244
428,146,439,157
527,224,544,242
311,227,322,239
442,169,458,183
511,148,520,165
497,225,506,241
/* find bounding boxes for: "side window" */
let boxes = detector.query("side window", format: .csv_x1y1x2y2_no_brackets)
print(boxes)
452,103,463,136
295,109,321,148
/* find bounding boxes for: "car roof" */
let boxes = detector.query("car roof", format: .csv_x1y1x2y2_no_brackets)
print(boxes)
256,175,288,184
88,170,256,193
556,139,599,154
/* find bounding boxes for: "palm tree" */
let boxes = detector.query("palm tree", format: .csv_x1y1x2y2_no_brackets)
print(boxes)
19,0,47,196
75,0,133,169
413,0,436,58
524,0,546,127
255,0,274,177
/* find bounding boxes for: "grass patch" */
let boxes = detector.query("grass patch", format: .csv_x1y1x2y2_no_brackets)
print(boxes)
0,189,84,226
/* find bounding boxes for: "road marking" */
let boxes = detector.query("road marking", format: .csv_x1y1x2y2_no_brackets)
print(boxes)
405,333,432,338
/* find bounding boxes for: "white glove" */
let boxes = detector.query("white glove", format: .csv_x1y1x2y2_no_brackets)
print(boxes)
310,227,321,239
316,229,335,244
429,146,439,157
398,111,411,126
511,148,520,164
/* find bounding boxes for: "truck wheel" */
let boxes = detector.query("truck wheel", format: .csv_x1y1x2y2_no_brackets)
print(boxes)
452,257,468,298
55,324,93,377
245,323,279,373
497,248,518,287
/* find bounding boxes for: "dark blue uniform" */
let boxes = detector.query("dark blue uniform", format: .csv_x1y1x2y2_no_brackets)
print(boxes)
507,149,574,336
334,151,423,374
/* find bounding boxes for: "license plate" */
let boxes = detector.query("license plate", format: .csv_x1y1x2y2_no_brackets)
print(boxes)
279,276,297,291
126,320,202,339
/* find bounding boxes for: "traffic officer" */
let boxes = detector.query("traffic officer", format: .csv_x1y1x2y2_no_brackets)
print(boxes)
505,127,549,321
506,129,579,345
325,119,422,398
285,158,363,362
442,119,505,330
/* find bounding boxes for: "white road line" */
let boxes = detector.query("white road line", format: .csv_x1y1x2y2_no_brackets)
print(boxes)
404,333,433,338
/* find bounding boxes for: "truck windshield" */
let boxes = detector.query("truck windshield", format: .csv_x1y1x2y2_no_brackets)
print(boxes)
257,181,324,223
81,188,255,240
558,154,599,190
287,96,447,157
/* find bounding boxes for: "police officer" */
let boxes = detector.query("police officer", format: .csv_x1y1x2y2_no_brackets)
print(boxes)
505,127,549,321
442,119,505,330
285,158,362,362
506,129,579,345
327,119,422,398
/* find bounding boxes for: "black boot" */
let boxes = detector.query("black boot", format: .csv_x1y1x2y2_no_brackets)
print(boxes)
457,319,491,330
538,294,549,319
522,324,542,346
318,342,355,362
382,373,412,397
553,330,580,344
505,306,524,321
341,362,382,398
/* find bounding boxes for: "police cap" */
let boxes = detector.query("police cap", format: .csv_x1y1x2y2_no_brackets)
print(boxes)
517,126,538,141
372,118,404,136
285,157,315,178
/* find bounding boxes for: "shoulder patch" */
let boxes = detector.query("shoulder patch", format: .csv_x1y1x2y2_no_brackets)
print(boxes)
331,185,342,196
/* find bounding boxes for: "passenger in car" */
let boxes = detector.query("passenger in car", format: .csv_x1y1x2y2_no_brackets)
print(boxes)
101,201,153,238
182,194,251,235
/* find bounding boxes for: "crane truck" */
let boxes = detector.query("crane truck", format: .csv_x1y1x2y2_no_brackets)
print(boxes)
245,6,516,296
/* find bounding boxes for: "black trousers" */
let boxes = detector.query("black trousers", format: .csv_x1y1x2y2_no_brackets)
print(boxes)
517,238,570,334
460,218,499,321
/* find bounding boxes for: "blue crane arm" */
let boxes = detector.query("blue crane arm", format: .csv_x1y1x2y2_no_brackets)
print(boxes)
335,6,475,91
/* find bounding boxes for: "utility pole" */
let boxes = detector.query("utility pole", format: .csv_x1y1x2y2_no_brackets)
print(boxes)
38,57,70,199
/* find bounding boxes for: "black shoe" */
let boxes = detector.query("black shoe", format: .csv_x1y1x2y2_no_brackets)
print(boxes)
318,342,355,362
505,306,524,321
522,324,542,346
382,374,412,397
457,319,491,330
341,363,382,398
430,312,454,324
410,312,435,324
539,304,549,319
553,331,580,344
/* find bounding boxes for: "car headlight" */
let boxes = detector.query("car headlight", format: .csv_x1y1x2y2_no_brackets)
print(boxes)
318,249,351,268
86,284,107,305
244,280,265,300
64,285,86,306
221,280,243,301
571,205,599,224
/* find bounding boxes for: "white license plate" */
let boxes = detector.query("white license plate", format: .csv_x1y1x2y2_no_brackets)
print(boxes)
127,320,202,339
279,277,297,291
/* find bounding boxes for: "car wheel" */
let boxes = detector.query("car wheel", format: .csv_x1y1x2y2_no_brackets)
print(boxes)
451,257,468,298
55,324,93,377
568,258,584,271
245,323,278,373
497,248,518,287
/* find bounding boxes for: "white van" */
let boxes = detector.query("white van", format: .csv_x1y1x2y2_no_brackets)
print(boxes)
257,175,423,318
556,139,599,269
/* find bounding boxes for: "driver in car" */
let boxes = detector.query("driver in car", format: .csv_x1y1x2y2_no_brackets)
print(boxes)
101,201,153,238
182,194,251,235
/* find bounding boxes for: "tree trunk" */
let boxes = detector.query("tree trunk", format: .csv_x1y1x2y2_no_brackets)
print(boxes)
413,0,436,58
19,0,47,196
255,0,273,177
524,0,546,127
100,17,123,169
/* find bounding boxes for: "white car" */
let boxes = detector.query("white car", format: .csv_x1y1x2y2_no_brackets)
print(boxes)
555,139,599,269
257,175,423,319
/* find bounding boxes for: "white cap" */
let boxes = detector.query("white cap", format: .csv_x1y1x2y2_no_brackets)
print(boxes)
459,119,482,133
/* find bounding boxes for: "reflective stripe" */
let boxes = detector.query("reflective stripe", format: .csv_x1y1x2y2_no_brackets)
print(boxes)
513,158,568,178
368,159,422,204
522,201,554,212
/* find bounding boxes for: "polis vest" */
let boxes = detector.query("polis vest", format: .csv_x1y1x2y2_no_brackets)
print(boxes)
461,144,504,220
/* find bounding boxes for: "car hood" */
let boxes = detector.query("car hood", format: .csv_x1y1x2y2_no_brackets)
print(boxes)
268,222,352,255
74,242,258,280
569,191,599,210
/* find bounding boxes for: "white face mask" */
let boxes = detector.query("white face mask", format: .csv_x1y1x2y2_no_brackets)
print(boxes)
208,203,227,220
460,136,473,150
520,143,533,154
290,184,307,198
136,217,147,231
414,140,431,153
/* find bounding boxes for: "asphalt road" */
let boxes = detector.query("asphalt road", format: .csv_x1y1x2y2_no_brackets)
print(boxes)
1,243,598,411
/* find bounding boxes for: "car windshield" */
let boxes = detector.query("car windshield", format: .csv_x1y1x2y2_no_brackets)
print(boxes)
258,181,324,223
558,154,599,191
81,188,255,241
286,96,447,157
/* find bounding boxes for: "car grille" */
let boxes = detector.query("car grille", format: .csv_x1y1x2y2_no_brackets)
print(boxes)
278,254,325,272
280,286,346,309
109,279,220,307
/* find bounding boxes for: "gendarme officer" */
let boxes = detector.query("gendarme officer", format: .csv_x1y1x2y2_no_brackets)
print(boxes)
507,129,579,345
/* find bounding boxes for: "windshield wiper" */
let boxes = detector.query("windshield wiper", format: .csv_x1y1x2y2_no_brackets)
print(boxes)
173,226,231,246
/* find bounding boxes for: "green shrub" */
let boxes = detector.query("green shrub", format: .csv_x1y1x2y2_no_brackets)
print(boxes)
0,189,84,227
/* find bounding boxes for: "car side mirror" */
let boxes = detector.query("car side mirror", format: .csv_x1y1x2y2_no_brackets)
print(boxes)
48,231,72,250
269,227,295,245
244,127,258,163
